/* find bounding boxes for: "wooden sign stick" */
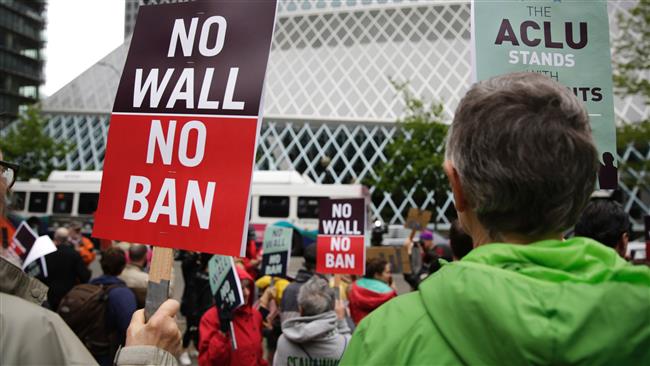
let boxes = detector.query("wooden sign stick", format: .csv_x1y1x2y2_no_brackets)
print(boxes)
144,246,174,321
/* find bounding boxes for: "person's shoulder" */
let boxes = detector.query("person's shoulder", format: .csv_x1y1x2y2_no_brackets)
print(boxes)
342,292,439,365
358,291,429,332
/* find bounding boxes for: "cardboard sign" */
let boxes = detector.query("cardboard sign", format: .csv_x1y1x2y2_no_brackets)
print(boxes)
404,208,432,231
366,246,411,274
472,0,617,189
93,1,278,256
316,198,366,275
208,255,244,312
261,226,292,277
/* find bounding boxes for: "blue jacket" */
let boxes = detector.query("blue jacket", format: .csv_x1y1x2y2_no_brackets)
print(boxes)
90,275,137,343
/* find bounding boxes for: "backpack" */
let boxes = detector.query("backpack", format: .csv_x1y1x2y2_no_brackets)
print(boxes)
57,283,122,356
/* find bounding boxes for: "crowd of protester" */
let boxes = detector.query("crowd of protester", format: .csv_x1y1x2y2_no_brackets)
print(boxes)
1,72,649,365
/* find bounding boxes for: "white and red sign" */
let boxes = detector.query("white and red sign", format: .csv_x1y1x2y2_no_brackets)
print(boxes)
93,1,277,256
316,198,366,275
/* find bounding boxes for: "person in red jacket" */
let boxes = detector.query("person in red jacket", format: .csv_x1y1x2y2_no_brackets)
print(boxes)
239,226,262,279
198,266,268,366
348,257,397,325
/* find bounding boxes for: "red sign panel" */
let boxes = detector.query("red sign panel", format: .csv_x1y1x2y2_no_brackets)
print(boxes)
316,198,366,275
93,1,277,256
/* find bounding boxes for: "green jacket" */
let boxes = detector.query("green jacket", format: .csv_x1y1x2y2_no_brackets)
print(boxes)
340,238,650,365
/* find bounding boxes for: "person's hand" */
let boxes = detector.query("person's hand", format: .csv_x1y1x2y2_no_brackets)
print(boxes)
125,299,182,356
335,299,346,320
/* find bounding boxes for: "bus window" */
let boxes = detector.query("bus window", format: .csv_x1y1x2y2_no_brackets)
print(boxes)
28,192,49,213
297,196,326,219
53,192,74,214
78,193,99,215
9,191,26,211
259,196,290,218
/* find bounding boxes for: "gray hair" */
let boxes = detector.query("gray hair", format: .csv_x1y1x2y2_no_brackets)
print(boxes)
297,276,335,316
445,72,598,239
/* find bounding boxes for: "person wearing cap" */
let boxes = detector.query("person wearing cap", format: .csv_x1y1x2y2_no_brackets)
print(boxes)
68,221,96,266
403,230,440,289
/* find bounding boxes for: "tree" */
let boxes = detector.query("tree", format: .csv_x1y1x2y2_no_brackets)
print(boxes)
612,1,650,187
612,0,650,106
0,106,72,181
364,80,449,222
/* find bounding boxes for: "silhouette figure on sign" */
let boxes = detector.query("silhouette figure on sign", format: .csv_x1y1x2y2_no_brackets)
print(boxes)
598,152,618,189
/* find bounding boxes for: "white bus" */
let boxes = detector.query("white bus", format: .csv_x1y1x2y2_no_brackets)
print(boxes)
9,170,369,240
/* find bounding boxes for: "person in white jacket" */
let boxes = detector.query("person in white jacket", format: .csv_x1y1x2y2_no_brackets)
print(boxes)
274,277,351,366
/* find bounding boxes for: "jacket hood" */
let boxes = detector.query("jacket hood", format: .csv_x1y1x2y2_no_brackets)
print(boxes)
235,265,255,306
281,311,340,343
349,280,396,312
419,237,650,365
294,269,314,283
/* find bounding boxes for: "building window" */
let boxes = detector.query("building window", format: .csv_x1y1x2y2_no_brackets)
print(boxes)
259,196,290,218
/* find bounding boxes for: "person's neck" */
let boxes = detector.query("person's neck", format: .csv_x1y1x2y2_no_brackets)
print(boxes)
131,260,146,270
475,231,563,246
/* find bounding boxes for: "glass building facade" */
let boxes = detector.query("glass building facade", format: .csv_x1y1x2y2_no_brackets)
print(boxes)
27,0,650,228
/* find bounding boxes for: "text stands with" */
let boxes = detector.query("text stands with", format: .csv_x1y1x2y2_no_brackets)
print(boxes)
471,0,618,188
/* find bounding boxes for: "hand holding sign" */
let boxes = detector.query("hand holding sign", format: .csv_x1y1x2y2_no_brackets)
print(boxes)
93,0,278,257
92,0,277,320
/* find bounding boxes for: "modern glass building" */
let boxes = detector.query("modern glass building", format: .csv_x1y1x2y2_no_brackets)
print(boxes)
0,0,46,129
35,0,649,227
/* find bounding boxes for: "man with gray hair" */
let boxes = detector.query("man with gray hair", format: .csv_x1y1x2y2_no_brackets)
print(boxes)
274,276,351,366
341,73,650,365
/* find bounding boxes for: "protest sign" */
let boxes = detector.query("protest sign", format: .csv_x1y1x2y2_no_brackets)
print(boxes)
13,222,56,277
472,0,617,189
208,254,244,349
93,1,278,256
366,246,411,274
261,226,292,277
208,255,244,314
404,208,431,231
316,198,366,275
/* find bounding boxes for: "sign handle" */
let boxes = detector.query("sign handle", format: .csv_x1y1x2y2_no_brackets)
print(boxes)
144,246,173,322
408,228,417,242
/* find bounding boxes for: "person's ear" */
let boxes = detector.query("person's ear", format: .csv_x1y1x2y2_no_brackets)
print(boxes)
444,160,468,212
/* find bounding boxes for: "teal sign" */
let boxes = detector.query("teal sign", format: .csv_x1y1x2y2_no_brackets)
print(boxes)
472,0,617,188
261,226,293,277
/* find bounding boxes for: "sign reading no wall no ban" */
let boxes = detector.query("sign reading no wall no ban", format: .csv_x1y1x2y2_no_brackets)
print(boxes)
93,1,277,256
